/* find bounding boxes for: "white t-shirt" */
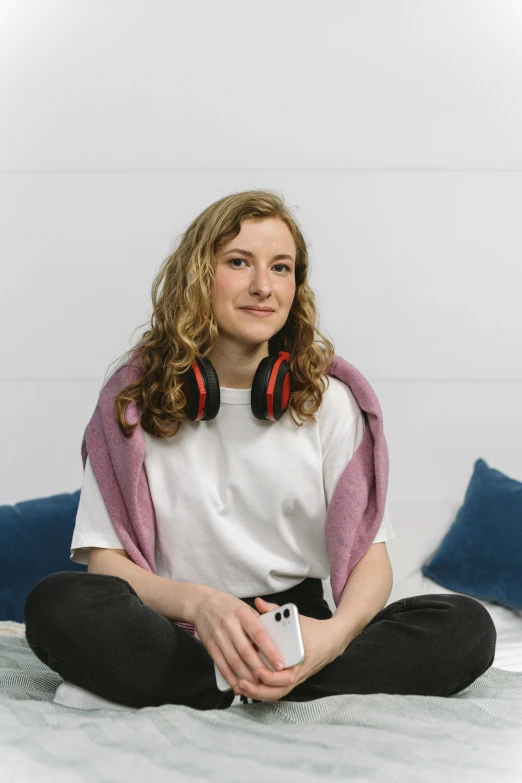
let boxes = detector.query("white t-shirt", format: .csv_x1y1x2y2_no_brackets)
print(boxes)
71,376,395,598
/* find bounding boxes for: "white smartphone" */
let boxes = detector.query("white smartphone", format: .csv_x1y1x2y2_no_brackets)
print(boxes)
214,602,305,692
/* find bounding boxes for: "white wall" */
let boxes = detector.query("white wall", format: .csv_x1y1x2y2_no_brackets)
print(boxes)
2,0,521,514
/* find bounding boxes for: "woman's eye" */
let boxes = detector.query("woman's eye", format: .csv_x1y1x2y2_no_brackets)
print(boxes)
229,258,290,272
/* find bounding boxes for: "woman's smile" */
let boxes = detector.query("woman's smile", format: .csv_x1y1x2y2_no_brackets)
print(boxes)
241,308,275,318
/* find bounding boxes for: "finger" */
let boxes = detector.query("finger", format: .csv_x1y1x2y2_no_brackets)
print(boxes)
233,607,285,675
237,678,286,703
228,612,284,685
232,633,269,684
254,665,297,688
217,629,261,687
212,644,245,689
212,637,258,688
247,619,286,675
225,612,280,681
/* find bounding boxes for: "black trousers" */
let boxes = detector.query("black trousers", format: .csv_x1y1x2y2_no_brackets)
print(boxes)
23,571,497,711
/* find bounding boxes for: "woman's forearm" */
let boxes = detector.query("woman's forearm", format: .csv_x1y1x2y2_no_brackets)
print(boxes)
325,543,394,657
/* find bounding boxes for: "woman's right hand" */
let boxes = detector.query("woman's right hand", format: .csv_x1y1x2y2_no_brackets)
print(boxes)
193,590,292,689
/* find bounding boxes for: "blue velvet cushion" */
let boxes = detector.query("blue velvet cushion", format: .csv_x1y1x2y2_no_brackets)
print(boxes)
422,458,522,610
0,490,86,623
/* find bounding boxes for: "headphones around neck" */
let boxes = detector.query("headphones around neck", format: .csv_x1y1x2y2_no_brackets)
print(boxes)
183,350,292,422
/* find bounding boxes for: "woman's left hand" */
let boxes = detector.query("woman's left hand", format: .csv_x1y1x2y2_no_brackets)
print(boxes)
234,596,340,703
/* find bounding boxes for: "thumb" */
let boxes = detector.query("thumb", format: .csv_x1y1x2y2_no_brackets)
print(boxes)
254,596,279,613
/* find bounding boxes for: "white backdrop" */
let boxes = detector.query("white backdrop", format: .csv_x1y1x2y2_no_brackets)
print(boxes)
1,0,521,516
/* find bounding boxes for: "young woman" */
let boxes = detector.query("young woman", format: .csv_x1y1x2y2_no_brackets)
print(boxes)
24,190,496,711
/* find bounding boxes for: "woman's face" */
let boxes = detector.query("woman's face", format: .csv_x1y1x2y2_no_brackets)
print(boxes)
211,217,297,350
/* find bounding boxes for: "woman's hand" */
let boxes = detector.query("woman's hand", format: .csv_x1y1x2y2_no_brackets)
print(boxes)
233,597,340,703
192,589,297,689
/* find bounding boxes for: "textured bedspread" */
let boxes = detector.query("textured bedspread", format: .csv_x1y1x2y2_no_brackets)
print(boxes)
1,635,522,783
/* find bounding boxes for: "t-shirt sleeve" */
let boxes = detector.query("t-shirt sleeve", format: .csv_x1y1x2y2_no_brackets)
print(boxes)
322,410,395,544
70,454,126,565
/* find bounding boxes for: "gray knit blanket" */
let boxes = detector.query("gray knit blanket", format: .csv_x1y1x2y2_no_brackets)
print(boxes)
1,635,522,782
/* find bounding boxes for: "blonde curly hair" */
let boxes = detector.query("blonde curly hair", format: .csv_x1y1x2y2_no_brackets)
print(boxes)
101,189,336,439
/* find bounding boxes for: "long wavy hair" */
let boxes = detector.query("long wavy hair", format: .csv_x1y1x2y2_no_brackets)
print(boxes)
101,189,336,439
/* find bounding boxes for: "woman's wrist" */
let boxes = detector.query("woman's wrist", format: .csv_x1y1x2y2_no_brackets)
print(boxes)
183,583,216,624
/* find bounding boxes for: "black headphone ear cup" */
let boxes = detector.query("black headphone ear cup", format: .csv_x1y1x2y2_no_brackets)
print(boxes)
198,357,220,420
183,357,221,421
251,355,292,421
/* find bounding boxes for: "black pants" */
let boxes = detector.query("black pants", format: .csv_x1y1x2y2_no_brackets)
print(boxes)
23,571,497,711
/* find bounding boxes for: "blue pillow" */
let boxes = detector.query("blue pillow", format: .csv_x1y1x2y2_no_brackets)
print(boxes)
422,458,522,611
0,490,86,623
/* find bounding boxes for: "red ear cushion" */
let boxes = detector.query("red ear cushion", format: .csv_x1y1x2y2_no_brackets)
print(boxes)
282,372,291,408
